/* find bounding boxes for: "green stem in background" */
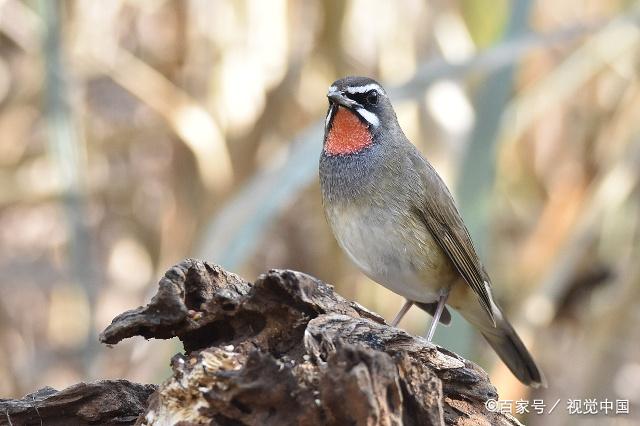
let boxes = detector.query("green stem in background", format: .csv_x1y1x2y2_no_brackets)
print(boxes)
457,0,531,252
440,0,532,362
39,0,97,374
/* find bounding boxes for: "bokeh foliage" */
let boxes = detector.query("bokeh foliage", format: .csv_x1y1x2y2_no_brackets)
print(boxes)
1,1,639,424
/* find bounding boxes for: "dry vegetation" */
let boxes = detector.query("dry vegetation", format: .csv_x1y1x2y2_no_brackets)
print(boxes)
0,1,639,424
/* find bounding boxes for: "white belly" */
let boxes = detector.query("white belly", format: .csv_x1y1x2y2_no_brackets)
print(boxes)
325,203,454,304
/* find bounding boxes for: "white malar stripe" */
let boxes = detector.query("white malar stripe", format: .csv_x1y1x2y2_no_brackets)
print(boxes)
345,83,384,95
325,105,336,130
356,107,380,127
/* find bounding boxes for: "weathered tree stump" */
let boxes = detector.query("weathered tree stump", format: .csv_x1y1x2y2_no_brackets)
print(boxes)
1,259,522,425
0,380,155,425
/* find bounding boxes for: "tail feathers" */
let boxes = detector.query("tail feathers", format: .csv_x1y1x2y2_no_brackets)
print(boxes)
481,317,547,388
459,302,546,388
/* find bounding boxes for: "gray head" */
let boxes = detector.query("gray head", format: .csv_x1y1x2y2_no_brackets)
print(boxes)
325,76,399,138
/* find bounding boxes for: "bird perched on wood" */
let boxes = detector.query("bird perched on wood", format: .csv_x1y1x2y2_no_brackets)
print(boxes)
319,76,545,387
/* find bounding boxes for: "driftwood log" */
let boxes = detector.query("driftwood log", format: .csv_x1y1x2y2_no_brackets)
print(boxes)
1,259,522,426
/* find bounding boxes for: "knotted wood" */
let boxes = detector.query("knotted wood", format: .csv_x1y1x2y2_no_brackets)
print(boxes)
1,259,522,425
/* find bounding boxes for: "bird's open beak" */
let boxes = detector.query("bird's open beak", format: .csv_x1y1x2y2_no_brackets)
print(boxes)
327,89,358,109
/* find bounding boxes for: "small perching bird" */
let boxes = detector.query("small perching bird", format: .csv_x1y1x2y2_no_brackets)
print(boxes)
319,76,546,388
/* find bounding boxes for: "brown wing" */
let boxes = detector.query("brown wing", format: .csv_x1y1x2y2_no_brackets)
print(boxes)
412,156,496,326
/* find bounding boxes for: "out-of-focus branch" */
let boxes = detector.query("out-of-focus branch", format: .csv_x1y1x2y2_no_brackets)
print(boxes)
0,0,41,51
0,0,233,193
390,12,639,100
78,47,233,193
500,10,640,145
197,123,324,268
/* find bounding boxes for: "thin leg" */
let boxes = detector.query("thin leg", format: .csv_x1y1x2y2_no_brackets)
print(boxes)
390,299,413,327
426,289,450,342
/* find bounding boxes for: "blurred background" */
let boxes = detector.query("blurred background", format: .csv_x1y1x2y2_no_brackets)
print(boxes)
1,0,639,424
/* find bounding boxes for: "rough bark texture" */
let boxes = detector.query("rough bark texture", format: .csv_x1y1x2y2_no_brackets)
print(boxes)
1,259,522,425
0,380,156,425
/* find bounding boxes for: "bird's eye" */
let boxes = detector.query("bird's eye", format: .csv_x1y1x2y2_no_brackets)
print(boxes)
366,90,378,105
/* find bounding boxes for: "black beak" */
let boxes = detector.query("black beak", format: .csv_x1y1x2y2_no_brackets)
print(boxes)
327,89,358,109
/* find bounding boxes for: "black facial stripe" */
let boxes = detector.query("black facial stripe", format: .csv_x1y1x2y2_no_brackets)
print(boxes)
345,92,369,107
325,102,373,130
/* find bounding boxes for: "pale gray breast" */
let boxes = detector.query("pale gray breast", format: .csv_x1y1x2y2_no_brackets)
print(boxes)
320,147,458,302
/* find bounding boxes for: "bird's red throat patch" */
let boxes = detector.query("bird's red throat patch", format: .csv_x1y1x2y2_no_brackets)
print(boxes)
325,106,372,155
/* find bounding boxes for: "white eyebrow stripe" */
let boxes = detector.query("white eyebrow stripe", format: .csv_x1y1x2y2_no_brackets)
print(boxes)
356,107,379,127
344,83,384,94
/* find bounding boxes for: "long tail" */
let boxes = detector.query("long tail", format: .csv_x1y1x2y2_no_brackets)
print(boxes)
458,301,546,388
481,314,546,387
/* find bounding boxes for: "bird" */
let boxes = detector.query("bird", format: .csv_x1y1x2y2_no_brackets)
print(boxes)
319,76,546,388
